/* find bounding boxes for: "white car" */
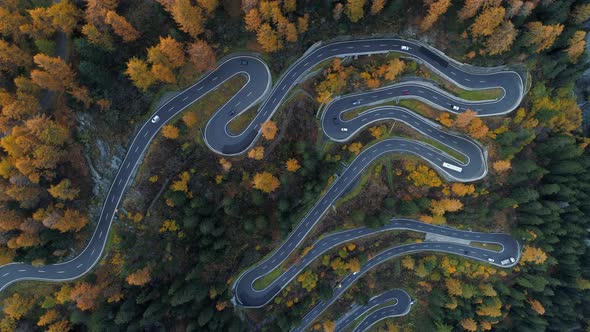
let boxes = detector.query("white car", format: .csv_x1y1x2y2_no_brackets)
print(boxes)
352,271,359,275
352,100,361,106
340,127,348,132
487,258,495,263
510,257,516,263
501,259,511,265
151,115,160,123
401,45,410,51
452,105,460,111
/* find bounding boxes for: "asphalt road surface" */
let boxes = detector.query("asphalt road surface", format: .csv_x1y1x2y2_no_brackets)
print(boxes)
334,289,412,332
0,38,525,330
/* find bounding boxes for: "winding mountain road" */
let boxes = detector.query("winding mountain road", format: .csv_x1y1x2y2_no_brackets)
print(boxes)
0,38,525,330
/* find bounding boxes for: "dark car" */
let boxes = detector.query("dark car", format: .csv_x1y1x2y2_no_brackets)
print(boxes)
229,110,236,116
240,59,248,65
402,90,410,95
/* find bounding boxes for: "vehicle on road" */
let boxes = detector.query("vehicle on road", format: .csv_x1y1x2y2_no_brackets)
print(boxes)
487,258,495,263
352,100,361,106
352,271,359,275
452,105,460,111
402,90,410,95
510,257,516,263
336,283,342,288
229,109,236,116
240,59,248,65
501,259,511,265
442,162,463,173
401,45,410,51
151,115,160,123
333,117,338,123
340,127,348,132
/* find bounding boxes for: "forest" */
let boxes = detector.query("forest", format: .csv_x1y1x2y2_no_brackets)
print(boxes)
0,0,589,331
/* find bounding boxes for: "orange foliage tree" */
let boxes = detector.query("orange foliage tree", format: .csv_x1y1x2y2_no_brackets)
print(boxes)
3,293,35,319
484,20,518,55
188,39,217,73
126,267,152,286
458,0,483,21
261,120,278,140
420,0,451,32
430,198,464,216
524,21,564,53
70,282,101,311
460,318,478,332
470,6,506,38
162,125,180,139
285,158,301,172
451,183,475,196
248,146,265,160
105,10,140,42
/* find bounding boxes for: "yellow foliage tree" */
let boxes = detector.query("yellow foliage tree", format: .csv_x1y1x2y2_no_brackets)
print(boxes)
245,8,262,31
566,31,586,64
48,179,79,200
252,171,280,193
438,112,454,127
521,245,547,265
348,142,363,154
370,0,386,15
297,269,318,292
125,57,156,91
460,318,478,332
345,0,367,23
430,198,464,216
407,164,443,187
445,278,463,296
171,171,190,192
3,293,34,319
37,309,58,326
383,59,406,80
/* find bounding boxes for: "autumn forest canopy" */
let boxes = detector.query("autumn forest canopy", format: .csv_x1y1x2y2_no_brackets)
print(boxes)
0,0,589,331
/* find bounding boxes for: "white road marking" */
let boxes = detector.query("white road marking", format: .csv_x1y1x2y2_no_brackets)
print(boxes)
91,249,96,256
134,146,139,153
76,264,84,269
169,106,174,112
247,91,252,97
126,162,131,169
39,270,45,273
18,269,26,272
479,80,486,83
57,271,65,274
303,61,309,66
451,71,457,76
99,231,103,239
212,76,218,81
2,273,9,277
117,179,122,186
197,86,203,91
465,78,471,82
182,96,189,101
143,131,148,138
